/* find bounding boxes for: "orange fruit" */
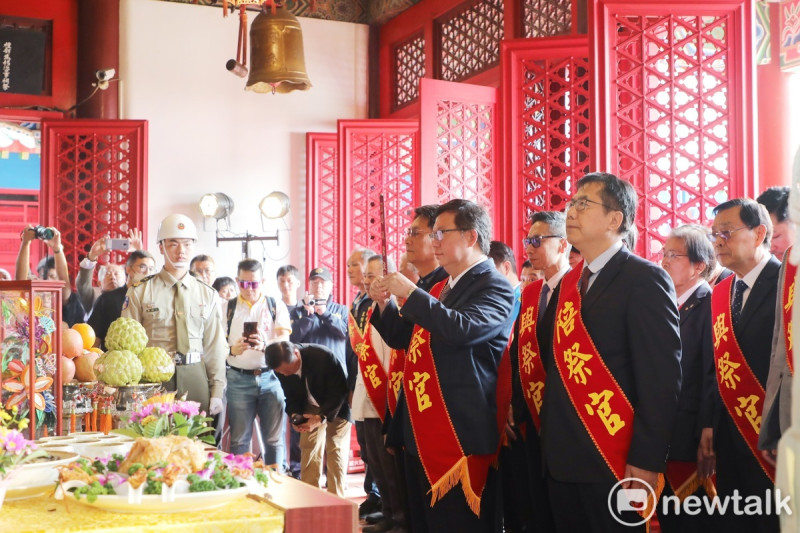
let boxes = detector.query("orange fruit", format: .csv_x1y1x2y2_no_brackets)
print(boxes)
72,323,96,350
88,347,104,355
62,328,85,359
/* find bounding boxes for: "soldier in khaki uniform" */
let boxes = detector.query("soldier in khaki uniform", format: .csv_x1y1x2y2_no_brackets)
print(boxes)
122,214,227,416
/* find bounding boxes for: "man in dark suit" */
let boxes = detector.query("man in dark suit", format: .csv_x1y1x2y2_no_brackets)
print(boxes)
368,204,447,531
370,199,514,533
266,340,352,496
540,172,682,532
710,198,780,532
509,210,571,532
657,224,719,531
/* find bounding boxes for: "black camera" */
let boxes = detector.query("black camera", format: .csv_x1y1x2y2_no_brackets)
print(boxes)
291,413,309,425
31,226,54,240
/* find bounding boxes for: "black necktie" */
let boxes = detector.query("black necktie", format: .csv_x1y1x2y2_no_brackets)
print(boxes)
439,282,452,303
579,268,592,297
538,284,550,322
732,280,748,326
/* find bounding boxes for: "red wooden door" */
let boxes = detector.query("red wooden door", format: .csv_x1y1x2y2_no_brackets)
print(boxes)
418,78,504,242
502,36,591,260
305,133,343,302
592,0,755,258
40,119,148,278
338,119,420,298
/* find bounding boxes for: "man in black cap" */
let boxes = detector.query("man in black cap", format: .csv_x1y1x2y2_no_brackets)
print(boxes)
290,266,349,368
288,266,351,495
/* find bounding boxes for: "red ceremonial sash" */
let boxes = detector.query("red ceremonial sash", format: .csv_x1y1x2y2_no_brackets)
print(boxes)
782,248,796,376
552,263,635,480
711,276,775,481
405,279,509,516
552,263,662,521
517,279,547,431
348,308,389,422
387,348,405,416
665,461,717,501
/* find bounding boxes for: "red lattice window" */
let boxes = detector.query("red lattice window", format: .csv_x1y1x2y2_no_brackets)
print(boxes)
418,79,503,238
41,120,148,279
338,120,419,278
393,33,426,111
522,0,574,37
593,1,754,258
502,37,591,255
437,0,505,82
306,133,343,301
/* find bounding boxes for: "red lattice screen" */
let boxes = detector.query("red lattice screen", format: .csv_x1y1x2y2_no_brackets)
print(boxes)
502,36,591,259
338,120,420,283
418,79,504,240
41,120,148,279
305,133,344,302
436,0,505,82
521,0,576,37
593,1,754,258
393,33,427,112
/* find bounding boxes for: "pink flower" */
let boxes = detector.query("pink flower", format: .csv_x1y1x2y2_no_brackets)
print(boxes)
1,430,28,454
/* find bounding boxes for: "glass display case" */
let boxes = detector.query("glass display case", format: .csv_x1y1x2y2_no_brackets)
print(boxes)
0,280,64,439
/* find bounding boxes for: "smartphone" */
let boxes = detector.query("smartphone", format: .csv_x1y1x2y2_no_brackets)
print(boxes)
106,238,131,251
242,321,258,346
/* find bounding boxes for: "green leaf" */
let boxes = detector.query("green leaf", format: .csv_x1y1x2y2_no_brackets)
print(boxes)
153,415,168,437
172,412,187,427
143,419,158,438
112,428,139,439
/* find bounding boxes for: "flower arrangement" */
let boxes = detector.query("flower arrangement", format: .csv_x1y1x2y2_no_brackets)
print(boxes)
113,393,215,445
0,403,47,480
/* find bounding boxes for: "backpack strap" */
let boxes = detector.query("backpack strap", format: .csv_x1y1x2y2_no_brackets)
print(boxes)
226,297,237,338
266,296,277,322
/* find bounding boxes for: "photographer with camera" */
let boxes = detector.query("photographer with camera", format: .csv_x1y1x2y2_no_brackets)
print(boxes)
266,340,351,497
289,267,348,359
76,230,144,315
15,224,85,325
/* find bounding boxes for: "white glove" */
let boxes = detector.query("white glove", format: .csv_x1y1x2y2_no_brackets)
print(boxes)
209,397,224,416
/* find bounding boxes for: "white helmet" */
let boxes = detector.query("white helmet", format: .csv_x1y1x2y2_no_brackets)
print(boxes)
156,214,198,242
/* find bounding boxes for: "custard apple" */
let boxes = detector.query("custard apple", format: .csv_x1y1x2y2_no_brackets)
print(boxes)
94,349,143,386
138,347,175,383
105,317,148,354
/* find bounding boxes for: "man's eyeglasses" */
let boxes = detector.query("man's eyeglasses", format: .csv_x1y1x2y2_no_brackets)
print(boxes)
566,198,615,212
238,280,261,289
657,250,689,261
193,268,215,276
429,228,463,241
708,226,747,243
522,235,562,248
405,228,427,238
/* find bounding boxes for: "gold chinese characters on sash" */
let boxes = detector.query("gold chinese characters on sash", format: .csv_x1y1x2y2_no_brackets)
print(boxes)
552,263,634,481
782,248,796,376
711,276,775,481
348,307,388,422
388,348,405,416
404,280,510,517
517,279,547,431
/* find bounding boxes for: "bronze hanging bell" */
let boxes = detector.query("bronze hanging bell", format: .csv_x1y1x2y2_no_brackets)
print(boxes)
246,5,311,94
